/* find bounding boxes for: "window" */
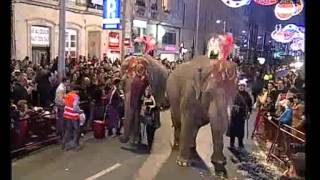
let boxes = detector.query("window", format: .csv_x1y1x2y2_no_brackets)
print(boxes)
136,0,145,6
65,29,77,58
76,0,87,6
162,0,169,11
162,32,176,45
68,0,76,5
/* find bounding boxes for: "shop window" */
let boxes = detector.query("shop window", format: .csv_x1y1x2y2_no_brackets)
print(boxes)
136,0,145,6
162,32,176,45
65,29,77,59
162,0,169,12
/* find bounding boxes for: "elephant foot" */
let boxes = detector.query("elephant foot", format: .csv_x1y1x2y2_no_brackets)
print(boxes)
171,142,179,151
211,155,227,166
176,156,192,167
119,136,129,143
212,162,228,178
121,143,150,154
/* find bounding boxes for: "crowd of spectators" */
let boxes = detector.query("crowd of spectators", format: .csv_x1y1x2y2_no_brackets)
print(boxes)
10,54,177,133
251,64,305,140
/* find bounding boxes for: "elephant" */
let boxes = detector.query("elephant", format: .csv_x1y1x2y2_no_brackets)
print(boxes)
166,55,238,174
119,55,169,147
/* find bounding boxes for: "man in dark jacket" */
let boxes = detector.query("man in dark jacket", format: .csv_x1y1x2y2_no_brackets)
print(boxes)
229,81,252,149
35,67,52,107
251,71,264,103
12,75,29,104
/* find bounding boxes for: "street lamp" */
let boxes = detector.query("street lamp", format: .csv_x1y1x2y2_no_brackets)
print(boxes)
216,19,226,33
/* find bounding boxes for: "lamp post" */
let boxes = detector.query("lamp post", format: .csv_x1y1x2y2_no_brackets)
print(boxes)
120,0,127,63
216,19,226,33
58,0,66,82
195,0,201,56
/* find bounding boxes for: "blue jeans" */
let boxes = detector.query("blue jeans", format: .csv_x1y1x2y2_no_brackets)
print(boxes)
62,120,80,149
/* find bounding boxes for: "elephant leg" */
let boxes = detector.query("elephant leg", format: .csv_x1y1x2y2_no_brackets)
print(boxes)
176,115,197,167
120,95,132,143
190,127,201,161
171,111,181,150
209,100,228,177
131,104,142,143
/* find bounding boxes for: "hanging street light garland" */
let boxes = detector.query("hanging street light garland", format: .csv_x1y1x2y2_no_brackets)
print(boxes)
271,24,304,52
254,0,278,6
271,24,304,43
219,0,252,8
219,0,303,22
274,0,304,21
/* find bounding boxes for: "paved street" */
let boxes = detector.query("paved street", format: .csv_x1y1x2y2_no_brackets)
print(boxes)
12,110,259,180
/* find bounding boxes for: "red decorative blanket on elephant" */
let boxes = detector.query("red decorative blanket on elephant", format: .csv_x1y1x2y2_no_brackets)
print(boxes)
123,56,149,107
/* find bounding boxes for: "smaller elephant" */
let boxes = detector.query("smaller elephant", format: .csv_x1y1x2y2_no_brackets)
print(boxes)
119,55,169,147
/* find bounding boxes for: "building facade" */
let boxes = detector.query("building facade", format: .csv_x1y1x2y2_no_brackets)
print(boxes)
12,0,251,63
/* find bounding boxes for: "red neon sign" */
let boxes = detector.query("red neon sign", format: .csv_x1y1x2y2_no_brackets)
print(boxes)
254,0,278,6
108,32,120,48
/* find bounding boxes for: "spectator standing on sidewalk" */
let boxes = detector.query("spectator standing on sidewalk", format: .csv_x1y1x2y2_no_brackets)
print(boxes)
55,77,68,139
252,71,264,103
12,74,30,105
62,87,82,151
278,98,294,126
291,94,305,136
228,81,252,149
105,77,122,137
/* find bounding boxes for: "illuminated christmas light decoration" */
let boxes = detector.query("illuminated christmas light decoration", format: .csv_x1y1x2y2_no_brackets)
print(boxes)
271,24,304,43
219,0,252,8
290,38,304,52
274,0,304,21
293,0,304,16
254,0,278,6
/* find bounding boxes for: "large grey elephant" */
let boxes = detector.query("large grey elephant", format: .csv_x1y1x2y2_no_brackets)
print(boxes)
166,55,237,172
119,55,169,146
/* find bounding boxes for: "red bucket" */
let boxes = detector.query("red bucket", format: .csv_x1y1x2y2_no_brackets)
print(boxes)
14,118,29,147
93,120,106,139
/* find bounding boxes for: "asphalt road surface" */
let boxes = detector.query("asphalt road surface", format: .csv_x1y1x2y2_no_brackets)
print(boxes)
12,110,259,180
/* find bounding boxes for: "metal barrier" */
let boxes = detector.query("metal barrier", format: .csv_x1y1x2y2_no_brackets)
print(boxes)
264,117,305,168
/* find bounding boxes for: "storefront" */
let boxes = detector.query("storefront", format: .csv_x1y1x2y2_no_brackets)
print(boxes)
156,25,180,61
31,26,51,66
107,31,121,61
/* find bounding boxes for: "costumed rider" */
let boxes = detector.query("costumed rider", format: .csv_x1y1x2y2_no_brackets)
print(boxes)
207,33,238,118
139,85,160,153
134,35,156,57
62,86,84,151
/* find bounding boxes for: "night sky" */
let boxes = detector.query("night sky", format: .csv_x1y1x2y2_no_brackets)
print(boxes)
248,1,305,32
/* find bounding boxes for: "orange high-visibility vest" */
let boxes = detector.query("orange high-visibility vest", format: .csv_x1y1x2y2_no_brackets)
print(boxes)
63,92,80,121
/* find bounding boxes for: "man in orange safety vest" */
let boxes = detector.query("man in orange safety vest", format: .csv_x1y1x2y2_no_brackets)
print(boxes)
62,87,82,151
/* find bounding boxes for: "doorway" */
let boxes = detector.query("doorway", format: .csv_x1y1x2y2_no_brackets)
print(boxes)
32,46,50,67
